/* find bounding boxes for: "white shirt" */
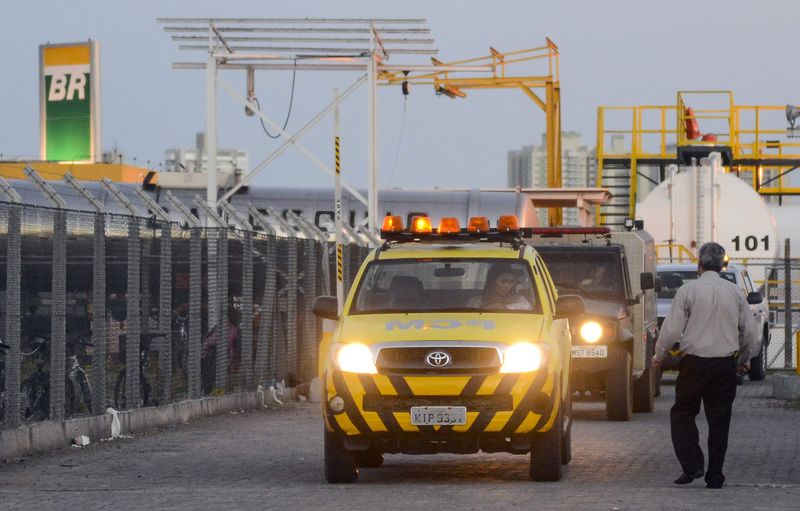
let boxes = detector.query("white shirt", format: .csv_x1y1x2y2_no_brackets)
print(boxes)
655,271,758,361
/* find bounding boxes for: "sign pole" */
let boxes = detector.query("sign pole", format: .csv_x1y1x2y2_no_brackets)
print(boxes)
334,88,344,315
206,27,218,222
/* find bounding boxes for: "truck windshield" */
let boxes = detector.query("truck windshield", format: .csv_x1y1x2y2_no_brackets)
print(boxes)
350,258,541,314
539,252,625,300
657,270,735,299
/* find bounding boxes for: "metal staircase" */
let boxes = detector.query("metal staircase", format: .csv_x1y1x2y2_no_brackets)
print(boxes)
598,161,632,228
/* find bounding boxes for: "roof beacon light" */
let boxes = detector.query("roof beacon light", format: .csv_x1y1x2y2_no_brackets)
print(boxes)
410,215,433,235
381,215,404,233
438,217,461,234
497,215,519,232
468,216,490,234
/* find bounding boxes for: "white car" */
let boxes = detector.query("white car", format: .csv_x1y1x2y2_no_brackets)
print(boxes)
656,262,770,383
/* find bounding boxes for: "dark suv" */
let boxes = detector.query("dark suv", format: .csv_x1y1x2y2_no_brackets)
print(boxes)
534,229,658,421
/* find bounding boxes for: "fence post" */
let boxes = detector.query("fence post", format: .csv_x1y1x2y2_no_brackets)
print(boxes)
50,209,67,421
785,239,792,369
287,236,298,381
188,227,202,399
241,230,254,390
216,227,229,391
92,213,107,415
261,235,278,385
125,218,141,408
4,204,22,427
159,223,172,403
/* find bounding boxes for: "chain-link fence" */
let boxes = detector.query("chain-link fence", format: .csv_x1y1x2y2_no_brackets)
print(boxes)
0,200,370,429
747,249,800,372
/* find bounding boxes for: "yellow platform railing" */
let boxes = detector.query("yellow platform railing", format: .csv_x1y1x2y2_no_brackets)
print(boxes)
596,90,800,221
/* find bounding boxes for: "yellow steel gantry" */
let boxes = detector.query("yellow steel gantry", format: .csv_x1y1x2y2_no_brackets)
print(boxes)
380,39,563,225
596,90,800,226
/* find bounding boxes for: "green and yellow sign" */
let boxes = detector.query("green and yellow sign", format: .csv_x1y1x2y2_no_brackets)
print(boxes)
40,42,101,162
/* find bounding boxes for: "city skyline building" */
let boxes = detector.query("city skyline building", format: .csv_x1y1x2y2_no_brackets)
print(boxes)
507,131,597,224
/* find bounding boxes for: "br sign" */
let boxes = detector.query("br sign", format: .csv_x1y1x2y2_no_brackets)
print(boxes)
40,42,101,163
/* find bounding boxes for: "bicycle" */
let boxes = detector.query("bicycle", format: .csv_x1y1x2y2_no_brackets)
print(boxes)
20,336,50,421
65,331,93,415
19,331,93,420
113,332,166,409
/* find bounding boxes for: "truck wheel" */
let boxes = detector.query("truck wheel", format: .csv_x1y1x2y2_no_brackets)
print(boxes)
605,348,633,421
561,390,572,465
530,389,563,481
633,364,655,413
324,429,358,483
748,334,768,381
354,448,384,468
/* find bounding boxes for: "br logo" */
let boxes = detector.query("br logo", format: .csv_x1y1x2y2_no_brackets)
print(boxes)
48,73,87,101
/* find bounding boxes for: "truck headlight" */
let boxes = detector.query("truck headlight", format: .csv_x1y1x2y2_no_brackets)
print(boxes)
335,343,377,374
579,321,603,343
500,342,544,373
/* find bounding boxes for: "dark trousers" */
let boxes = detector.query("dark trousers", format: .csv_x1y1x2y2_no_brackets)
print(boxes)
670,354,737,483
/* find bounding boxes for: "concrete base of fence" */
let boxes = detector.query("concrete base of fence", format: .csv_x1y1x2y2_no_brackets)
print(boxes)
1,391,269,463
772,374,800,400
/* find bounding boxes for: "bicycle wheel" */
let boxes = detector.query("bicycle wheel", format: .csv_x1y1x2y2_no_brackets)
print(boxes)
21,376,49,421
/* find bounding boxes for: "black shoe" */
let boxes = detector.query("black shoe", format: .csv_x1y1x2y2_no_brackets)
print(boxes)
674,470,705,485
705,475,725,489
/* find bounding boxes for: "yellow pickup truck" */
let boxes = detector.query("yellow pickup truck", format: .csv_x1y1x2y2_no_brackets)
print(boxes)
313,215,584,483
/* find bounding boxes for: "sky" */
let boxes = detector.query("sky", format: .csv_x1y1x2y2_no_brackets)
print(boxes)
2,0,800,191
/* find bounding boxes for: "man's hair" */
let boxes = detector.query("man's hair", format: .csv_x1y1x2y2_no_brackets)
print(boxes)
698,242,726,272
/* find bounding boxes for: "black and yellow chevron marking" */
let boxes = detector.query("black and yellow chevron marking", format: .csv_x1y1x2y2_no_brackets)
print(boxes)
336,243,343,281
324,370,558,436
335,136,341,175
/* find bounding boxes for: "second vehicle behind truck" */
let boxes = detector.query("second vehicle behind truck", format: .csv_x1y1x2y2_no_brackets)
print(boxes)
533,227,658,421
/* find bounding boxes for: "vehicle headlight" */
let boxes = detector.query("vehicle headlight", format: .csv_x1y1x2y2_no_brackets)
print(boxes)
500,342,544,373
579,321,603,343
335,343,377,374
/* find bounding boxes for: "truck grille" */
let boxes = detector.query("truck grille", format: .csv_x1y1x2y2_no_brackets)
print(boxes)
375,346,501,375
362,394,513,412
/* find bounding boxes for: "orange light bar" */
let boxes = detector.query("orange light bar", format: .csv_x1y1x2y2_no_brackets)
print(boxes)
438,217,461,234
410,215,432,234
381,215,404,233
497,215,519,232
468,216,490,233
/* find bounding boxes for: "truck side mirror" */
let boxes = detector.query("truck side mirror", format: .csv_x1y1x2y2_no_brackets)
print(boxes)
746,292,763,305
640,272,655,291
555,295,585,319
313,295,339,321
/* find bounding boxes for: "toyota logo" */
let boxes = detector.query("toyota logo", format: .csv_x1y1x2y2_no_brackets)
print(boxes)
425,351,451,367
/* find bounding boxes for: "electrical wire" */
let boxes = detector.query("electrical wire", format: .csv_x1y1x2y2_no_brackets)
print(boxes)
254,59,298,139
384,95,408,191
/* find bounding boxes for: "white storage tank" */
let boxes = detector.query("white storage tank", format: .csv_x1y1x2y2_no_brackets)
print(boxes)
637,153,779,283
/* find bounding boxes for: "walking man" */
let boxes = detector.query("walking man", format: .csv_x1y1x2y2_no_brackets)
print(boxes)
652,242,758,489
